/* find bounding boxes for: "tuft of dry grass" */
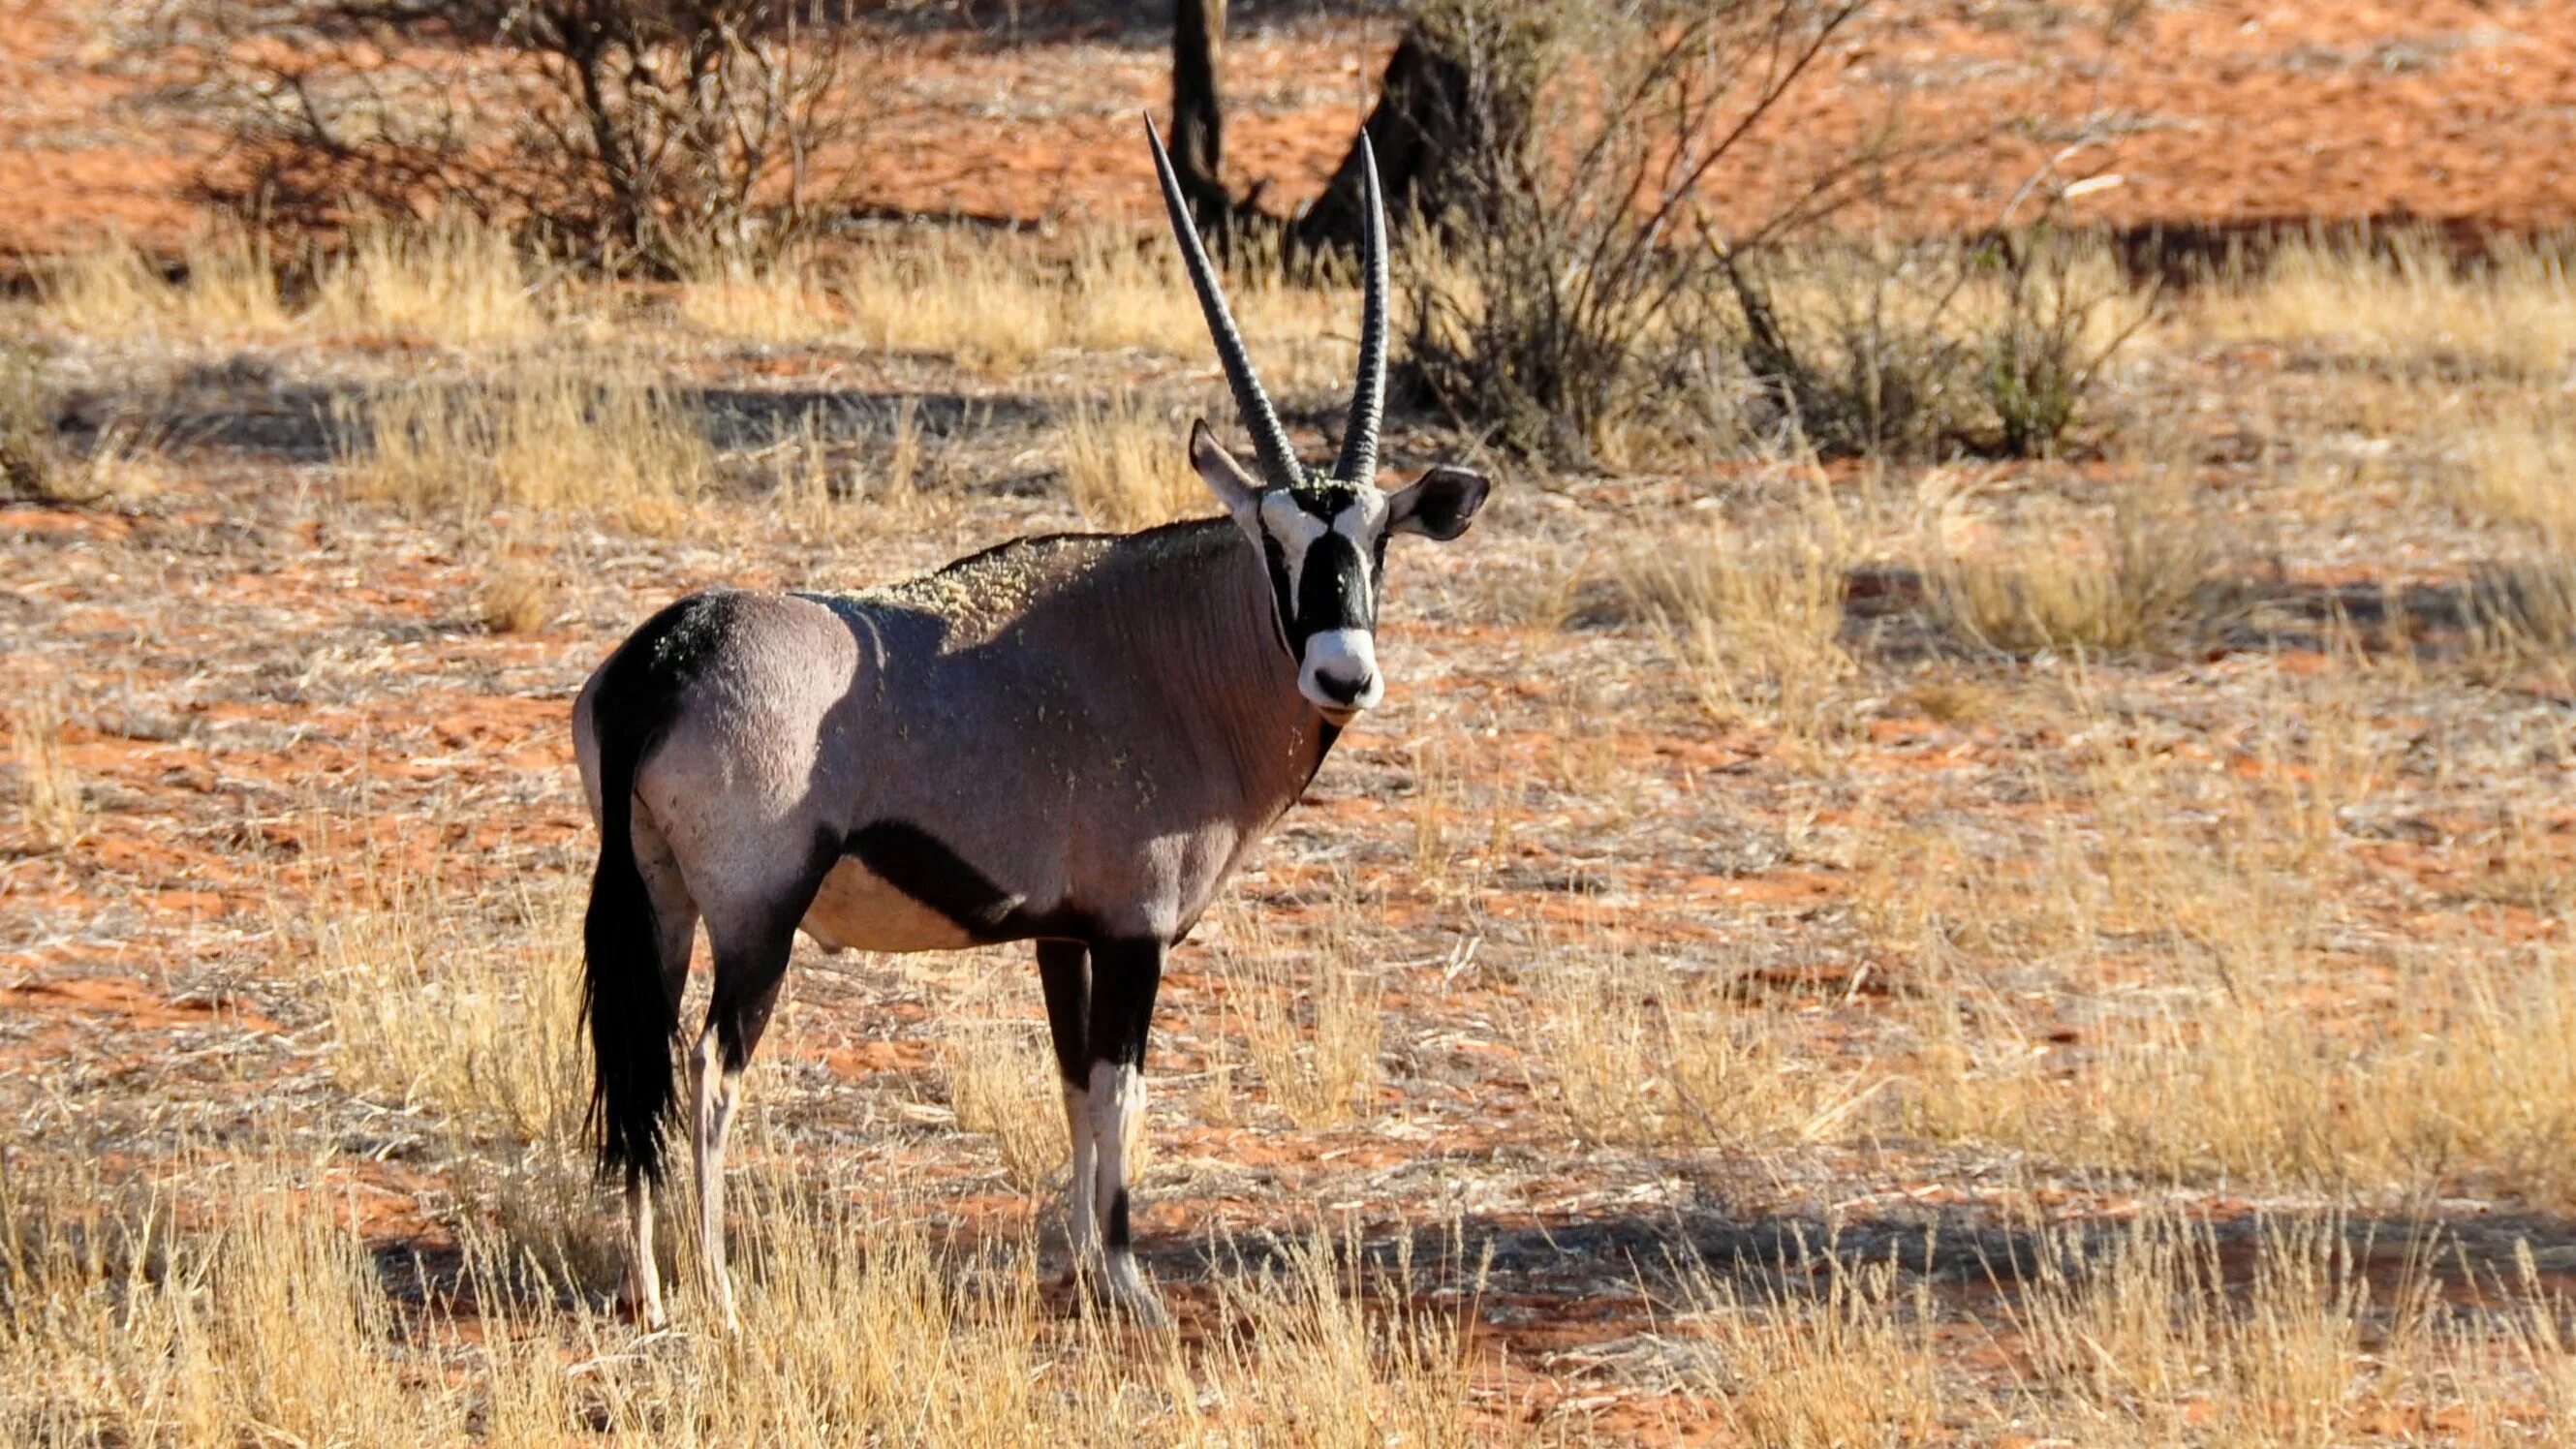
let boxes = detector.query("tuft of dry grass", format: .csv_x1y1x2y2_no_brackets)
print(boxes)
677,257,846,344
2203,231,2576,378
1520,934,1858,1150
1215,890,1384,1130
938,1016,1067,1195
1923,474,2228,656
37,228,289,340
1691,1248,1943,1447
1612,496,1854,734
7,684,84,853
1062,389,1200,530
2461,399,2576,547
476,558,560,634
308,220,543,346
835,227,1351,382
306,863,587,1144
333,357,711,532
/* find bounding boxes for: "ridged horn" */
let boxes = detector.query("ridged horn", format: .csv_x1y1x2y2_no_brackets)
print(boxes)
1144,113,1303,489
1333,135,1389,484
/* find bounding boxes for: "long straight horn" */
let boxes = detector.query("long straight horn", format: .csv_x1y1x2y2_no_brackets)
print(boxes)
1144,114,1303,488
1334,135,1389,484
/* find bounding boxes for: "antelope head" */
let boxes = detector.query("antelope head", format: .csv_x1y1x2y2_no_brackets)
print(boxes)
1146,118,1492,724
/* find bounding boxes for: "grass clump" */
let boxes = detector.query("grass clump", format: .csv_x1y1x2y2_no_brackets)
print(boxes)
1062,390,1200,530
333,357,711,532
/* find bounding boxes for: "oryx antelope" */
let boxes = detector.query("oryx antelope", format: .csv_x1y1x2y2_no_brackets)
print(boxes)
574,118,1490,1328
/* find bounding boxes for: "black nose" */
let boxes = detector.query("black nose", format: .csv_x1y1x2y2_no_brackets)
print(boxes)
1312,667,1377,705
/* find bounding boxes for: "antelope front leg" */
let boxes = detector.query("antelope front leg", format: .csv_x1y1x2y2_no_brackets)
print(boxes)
1036,940,1099,1276
1083,938,1168,1326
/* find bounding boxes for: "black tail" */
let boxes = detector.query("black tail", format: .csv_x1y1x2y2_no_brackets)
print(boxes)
581,598,713,1188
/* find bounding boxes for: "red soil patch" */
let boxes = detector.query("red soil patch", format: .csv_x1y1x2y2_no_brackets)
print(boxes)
8,2,2576,257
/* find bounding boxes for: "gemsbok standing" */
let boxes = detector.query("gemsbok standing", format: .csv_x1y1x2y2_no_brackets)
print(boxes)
574,118,1490,1328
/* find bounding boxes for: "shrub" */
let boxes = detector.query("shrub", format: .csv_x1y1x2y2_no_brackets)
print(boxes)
187,0,870,275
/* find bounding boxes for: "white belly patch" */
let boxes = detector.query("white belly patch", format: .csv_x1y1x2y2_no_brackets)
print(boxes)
801,858,978,954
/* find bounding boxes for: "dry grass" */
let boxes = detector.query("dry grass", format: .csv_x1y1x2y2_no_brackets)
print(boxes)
2461,398,2576,546
6,683,84,853
476,564,559,634
1520,935,1859,1150
1922,473,2228,656
1611,493,1855,733
677,255,848,345
2205,231,2576,378
1,1149,1486,1444
36,229,289,340
1691,1249,1943,1447
1215,890,1383,1130
305,861,586,1143
938,1016,1066,1195
835,228,1352,383
308,221,543,346
332,357,712,532
1061,388,1201,530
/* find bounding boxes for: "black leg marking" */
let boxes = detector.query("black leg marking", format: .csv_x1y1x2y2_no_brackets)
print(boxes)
1037,940,1090,1087
707,833,838,1072
1084,938,1164,1072
1106,1189,1133,1251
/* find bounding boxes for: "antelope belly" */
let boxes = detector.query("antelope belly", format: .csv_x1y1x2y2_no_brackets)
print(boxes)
801,857,978,953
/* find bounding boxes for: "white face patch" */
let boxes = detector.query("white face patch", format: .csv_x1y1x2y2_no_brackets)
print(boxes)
1258,490,1329,594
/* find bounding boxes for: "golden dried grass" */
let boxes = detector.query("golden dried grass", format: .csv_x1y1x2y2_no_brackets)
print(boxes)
306,863,587,1144
36,228,290,340
7,683,83,853
1215,889,1383,1129
938,1017,1067,1195
308,220,543,346
1062,388,1200,530
2204,231,2576,378
1612,495,1854,734
1520,934,1859,1150
332,356,711,532
1922,474,2226,656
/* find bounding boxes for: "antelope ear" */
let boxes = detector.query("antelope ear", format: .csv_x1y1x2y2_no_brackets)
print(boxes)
1189,418,1264,521
1387,465,1491,540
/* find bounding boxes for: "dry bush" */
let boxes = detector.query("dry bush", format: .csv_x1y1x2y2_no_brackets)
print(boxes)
2205,230,2576,379
7,685,84,853
1402,1,1872,465
1922,475,2228,656
1215,891,1383,1129
938,1018,1066,1195
37,229,289,341
1611,498,1854,732
333,357,711,532
307,865,587,1144
307,219,543,346
1062,390,1200,531
190,0,871,276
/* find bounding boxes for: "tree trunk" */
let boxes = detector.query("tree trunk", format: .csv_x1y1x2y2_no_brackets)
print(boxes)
1170,0,1229,227
1290,22,1532,259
